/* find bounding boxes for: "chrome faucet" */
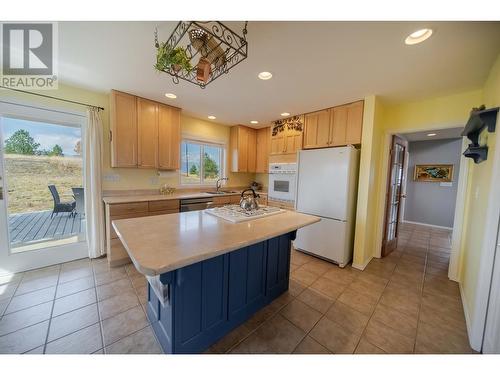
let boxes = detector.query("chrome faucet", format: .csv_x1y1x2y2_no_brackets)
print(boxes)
216,177,229,192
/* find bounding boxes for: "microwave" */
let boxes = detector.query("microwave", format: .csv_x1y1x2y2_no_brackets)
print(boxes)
268,163,297,203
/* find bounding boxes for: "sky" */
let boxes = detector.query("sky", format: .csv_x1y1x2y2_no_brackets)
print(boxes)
1,117,81,156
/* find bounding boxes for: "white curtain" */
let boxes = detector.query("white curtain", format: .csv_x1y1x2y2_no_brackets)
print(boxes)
84,108,105,258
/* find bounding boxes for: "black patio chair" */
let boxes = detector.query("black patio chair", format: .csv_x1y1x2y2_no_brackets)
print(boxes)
48,185,76,218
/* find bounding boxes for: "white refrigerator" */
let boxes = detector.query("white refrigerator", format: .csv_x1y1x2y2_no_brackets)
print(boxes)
294,146,359,267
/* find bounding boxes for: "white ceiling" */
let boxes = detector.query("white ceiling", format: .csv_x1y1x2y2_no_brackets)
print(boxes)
399,127,464,142
58,21,500,127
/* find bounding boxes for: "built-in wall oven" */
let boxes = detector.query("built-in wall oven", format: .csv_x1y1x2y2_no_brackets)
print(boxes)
268,163,297,203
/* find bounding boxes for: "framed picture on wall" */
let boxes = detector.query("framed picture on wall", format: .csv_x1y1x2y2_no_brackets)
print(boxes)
414,164,454,182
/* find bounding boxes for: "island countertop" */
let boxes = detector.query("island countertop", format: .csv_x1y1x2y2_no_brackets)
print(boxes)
112,210,320,276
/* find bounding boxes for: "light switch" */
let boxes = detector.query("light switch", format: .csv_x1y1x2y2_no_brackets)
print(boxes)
440,182,453,187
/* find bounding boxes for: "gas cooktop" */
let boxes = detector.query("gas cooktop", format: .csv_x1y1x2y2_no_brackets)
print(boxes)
205,205,285,223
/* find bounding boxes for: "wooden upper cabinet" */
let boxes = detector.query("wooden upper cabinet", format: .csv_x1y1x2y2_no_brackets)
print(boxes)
270,131,285,155
110,90,138,167
284,128,303,154
230,125,257,173
330,105,348,146
158,104,181,170
345,101,364,145
255,127,270,173
137,98,159,169
303,110,331,149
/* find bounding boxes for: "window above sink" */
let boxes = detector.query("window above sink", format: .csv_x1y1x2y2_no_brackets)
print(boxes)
180,139,225,186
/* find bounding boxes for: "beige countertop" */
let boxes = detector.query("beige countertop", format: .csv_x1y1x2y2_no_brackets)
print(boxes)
112,210,319,276
103,189,267,204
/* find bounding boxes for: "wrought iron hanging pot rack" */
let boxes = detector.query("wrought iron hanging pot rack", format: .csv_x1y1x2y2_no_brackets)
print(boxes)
154,21,248,89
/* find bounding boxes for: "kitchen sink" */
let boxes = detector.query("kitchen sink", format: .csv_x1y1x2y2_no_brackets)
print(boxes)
204,190,239,195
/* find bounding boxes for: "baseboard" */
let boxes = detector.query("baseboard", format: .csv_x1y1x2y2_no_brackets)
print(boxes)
459,283,480,352
402,220,453,231
352,256,372,271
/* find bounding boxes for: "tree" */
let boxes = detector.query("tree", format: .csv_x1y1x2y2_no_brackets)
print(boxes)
203,152,219,179
189,164,198,176
74,140,81,155
4,129,40,155
48,144,63,156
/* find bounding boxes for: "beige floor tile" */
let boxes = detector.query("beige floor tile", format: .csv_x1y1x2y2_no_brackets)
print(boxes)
231,314,305,354
106,326,162,354
297,288,334,314
280,299,322,332
130,275,148,290
0,301,52,336
337,287,378,315
423,276,460,299
363,319,414,354
45,323,102,354
60,258,91,271
98,290,139,321
58,267,93,284
5,286,56,314
363,261,395,279
0,282,18,302
56,276,95,299
400,253,426,266
388,273,423,293
291,268,320,286
378,287,420,319
419,296,467,332
348,278,385,300
48,303,99,341
421,291,463,315
0,273,23,286
288,279,307,297
300,260,334,276
293,336,331,354
290,251,314,266
136,287,148,305
23,265,60,281
25,345,45,354
325,301,370,335
94,268,128,286
0,300,9,316
309,277,348,299
354,338,386,354
125,263,142,278
0,320,49,354
16,274,58,295
322,267,358,285
244,303,280,331
96,277,134,302
101,305,148,346
415,321,472,354
52,288,97,317
371,303,417,339
309,316,360,354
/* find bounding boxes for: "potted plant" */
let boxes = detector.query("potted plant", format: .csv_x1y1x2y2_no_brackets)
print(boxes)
154,43,193,74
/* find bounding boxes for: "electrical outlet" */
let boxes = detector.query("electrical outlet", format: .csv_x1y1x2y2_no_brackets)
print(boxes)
103,174,120,182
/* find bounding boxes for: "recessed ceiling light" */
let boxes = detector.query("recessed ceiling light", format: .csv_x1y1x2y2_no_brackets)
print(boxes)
258,71,273,80
164,93,177,99
281,112,290,117
250,120,259,124
405,28,433,45
208,115,216,120
427,133,437,137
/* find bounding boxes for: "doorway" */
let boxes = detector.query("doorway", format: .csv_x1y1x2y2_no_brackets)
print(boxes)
0,102,88,276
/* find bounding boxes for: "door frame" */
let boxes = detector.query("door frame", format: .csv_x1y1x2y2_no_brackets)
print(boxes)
373,126,469,282
0,100,88,276
381,135,408,257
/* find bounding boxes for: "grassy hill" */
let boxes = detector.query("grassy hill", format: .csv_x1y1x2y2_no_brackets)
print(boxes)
4,154,82,214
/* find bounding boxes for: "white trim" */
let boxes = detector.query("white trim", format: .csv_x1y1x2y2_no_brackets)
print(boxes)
448,137,470,281
460,282,475,350
352,255,372,271
468,123,500,352
402,219,453,231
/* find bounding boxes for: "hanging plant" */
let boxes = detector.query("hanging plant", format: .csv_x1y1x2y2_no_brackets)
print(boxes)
154,43,193,74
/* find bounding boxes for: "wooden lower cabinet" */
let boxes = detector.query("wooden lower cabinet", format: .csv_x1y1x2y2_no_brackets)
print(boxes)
105,199,180,266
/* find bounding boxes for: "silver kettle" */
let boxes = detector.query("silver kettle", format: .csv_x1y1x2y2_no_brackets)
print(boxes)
239,189,260,211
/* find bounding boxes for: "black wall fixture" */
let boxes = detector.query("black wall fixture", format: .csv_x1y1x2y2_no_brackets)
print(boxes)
461,106,499,164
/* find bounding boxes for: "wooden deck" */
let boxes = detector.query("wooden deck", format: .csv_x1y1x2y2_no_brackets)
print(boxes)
8,210,85,248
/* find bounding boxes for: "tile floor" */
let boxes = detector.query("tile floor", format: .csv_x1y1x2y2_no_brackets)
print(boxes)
0,223,472,354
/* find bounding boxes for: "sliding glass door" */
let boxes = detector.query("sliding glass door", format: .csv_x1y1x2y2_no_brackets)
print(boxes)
0,102,88,276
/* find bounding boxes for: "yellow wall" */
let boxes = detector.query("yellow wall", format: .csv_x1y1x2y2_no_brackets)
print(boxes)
0,84,255,191
459,53,500,327
353,89,483,268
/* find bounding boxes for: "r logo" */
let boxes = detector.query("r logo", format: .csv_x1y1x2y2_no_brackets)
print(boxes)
2,23,53,76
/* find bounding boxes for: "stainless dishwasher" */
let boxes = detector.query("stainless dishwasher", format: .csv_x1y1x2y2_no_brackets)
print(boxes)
179,197,214,212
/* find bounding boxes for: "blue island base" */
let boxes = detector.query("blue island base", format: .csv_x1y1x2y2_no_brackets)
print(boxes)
146,231,295,354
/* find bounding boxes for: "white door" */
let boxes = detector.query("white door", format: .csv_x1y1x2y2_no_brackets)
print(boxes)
296,147,352,220
0,102,88,276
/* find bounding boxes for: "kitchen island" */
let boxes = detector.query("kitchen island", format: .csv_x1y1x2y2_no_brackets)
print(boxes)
112,209,319,354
